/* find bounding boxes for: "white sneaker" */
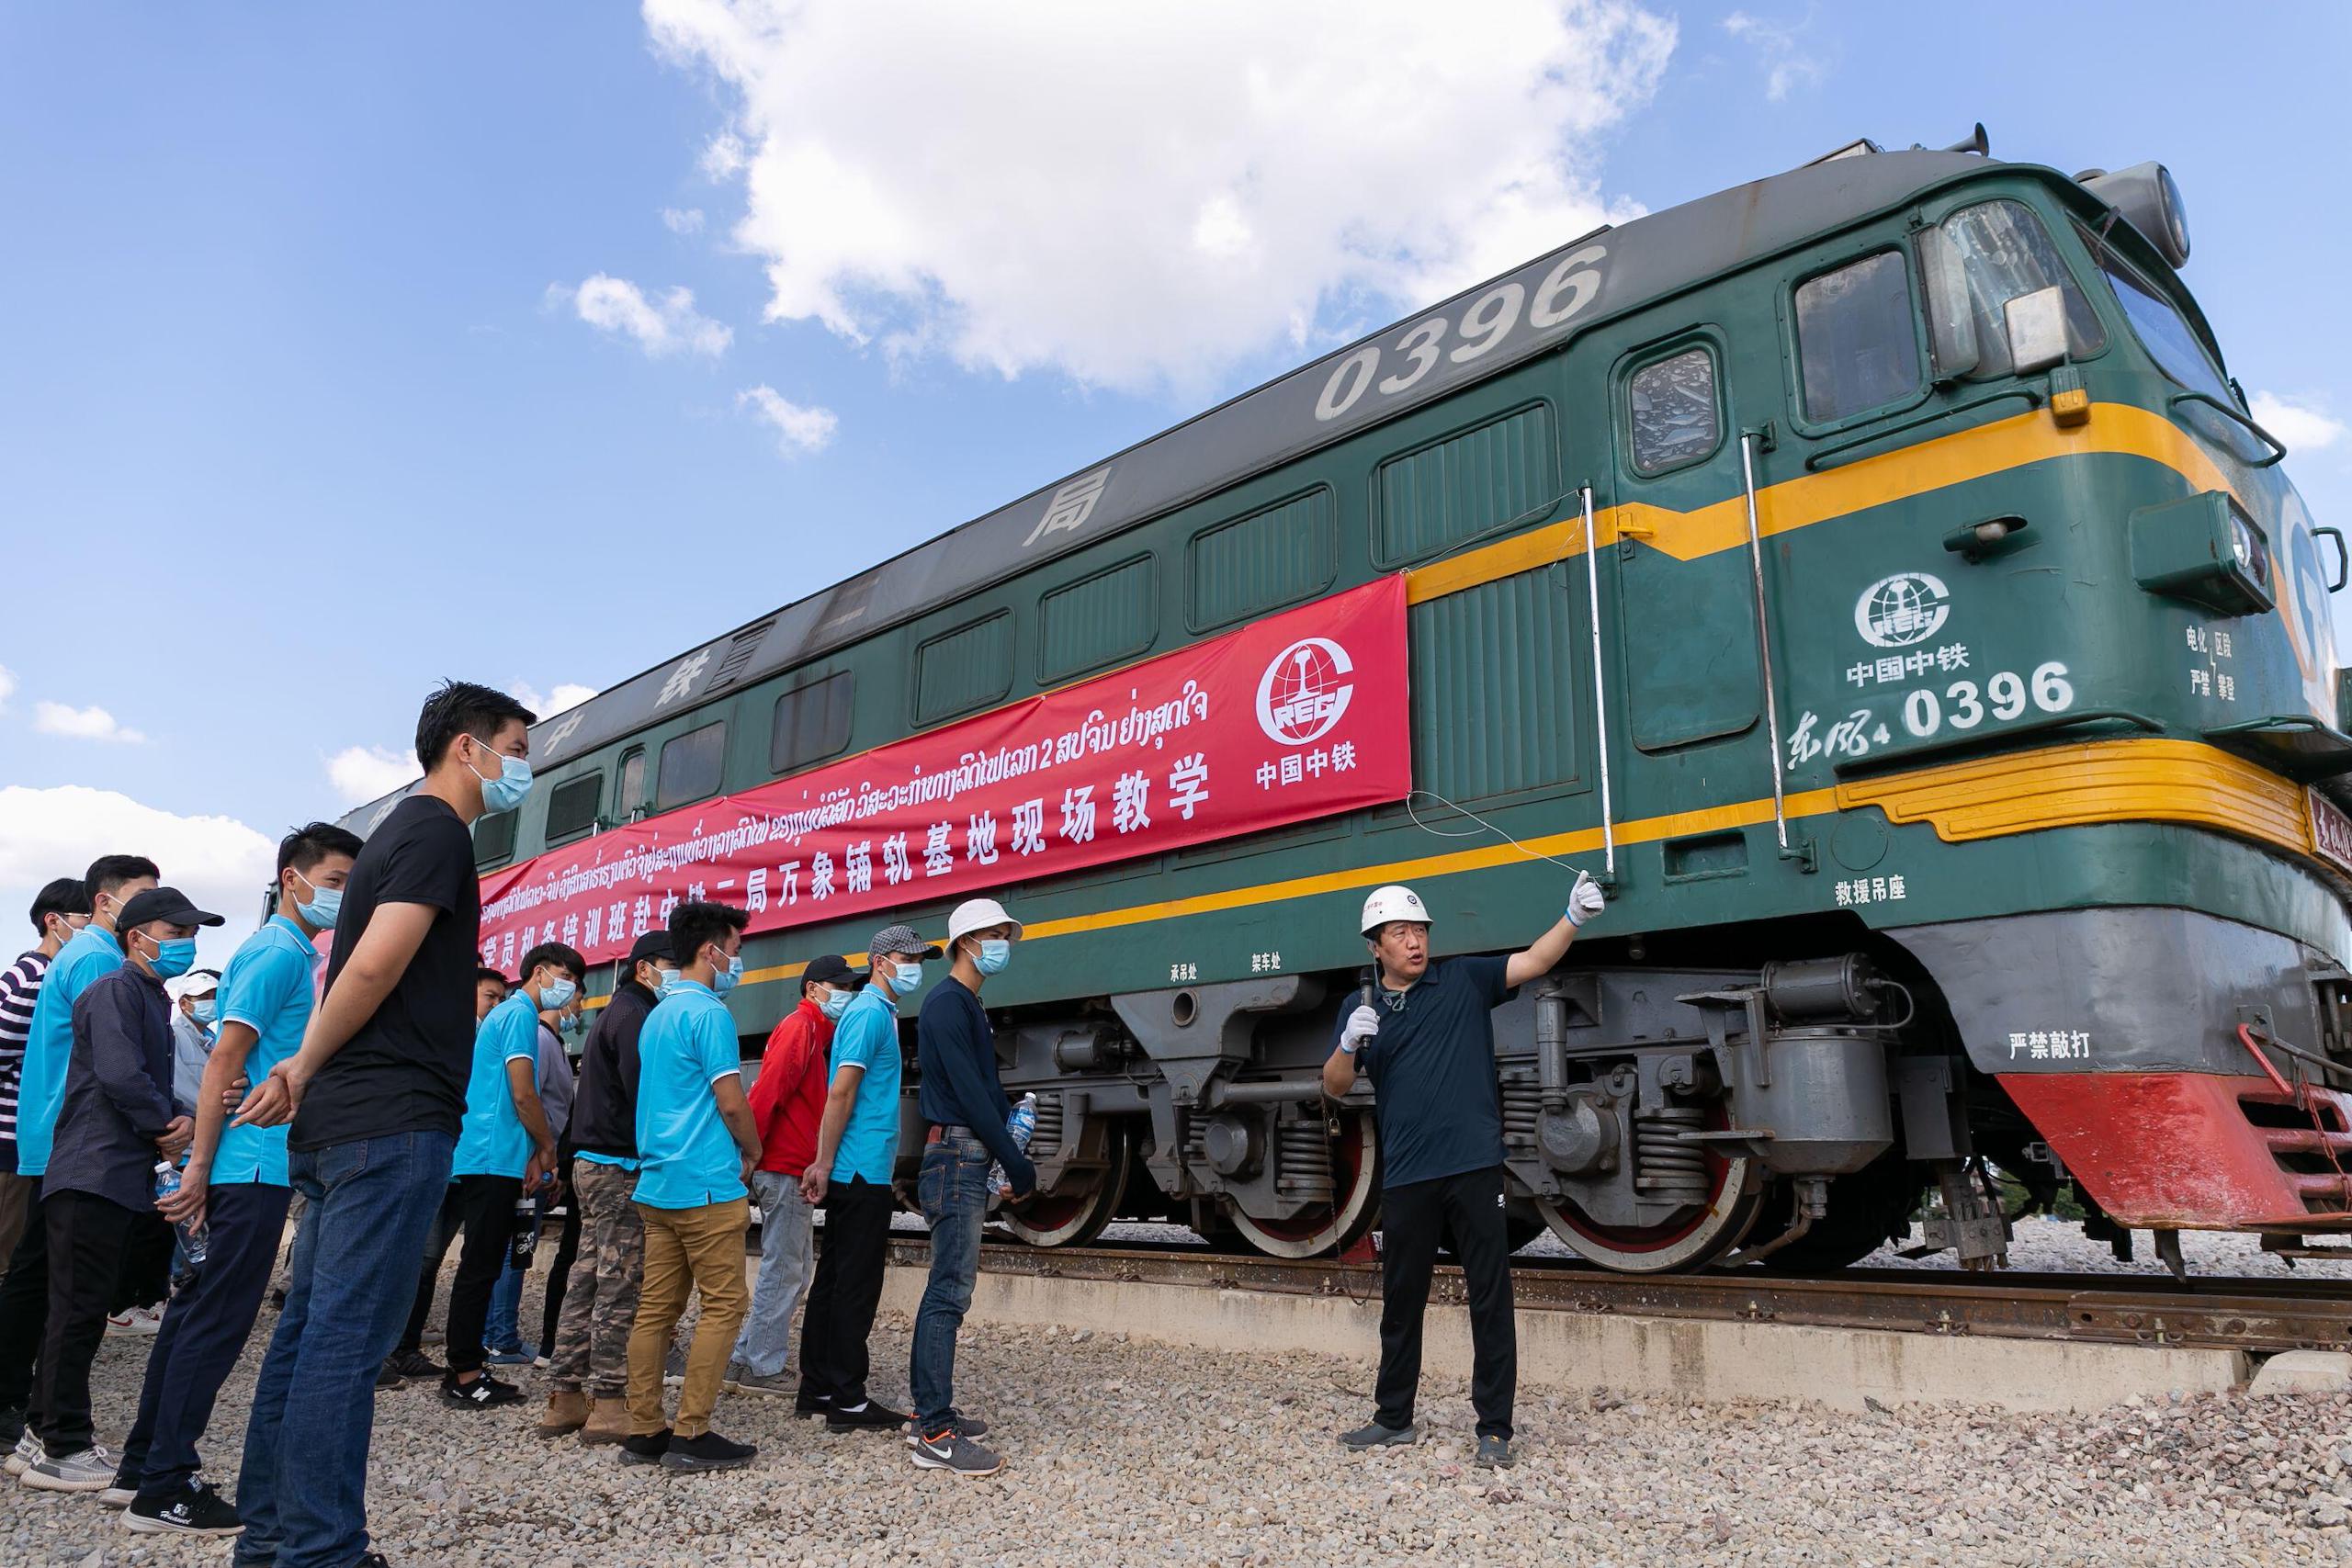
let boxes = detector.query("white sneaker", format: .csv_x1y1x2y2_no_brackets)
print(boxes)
4,1431,39,1476
23,1442,116,1492
106,1305,163,1337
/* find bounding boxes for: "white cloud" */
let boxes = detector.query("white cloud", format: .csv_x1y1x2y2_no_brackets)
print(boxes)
698,131,747,180
553,273,732,357
0,784,277,968
662,206,707,234
325,744,415,807
1722,9,1826,103
0,665,15,714
737,384,839,456
34,701,145,744
506,682,600,717
643,0,1676,393
2252,392,2346,454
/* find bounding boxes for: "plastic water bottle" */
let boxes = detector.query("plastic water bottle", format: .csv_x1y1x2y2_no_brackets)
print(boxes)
990,1092,1038,1198
153,1161,207,1267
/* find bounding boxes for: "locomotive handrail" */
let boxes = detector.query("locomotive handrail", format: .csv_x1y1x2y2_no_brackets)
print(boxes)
1578,484,1616,878
1826,706,2165,777
2168,389,2288,468
1803,388,2043,471
1740,429,1803,865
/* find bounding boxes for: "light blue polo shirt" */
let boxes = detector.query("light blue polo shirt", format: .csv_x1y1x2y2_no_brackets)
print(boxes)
452,989,540,1179
209,915,319,1187
631,979,745,1210
828,984,902,1187
17,924,123,1178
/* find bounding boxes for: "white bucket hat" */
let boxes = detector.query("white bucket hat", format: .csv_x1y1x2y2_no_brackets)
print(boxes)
946,897,1023,945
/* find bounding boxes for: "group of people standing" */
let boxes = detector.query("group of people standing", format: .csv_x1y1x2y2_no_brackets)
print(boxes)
0,679,1047,1567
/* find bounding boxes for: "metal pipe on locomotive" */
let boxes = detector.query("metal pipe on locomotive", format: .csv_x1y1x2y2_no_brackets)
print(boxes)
341,126,2352,1274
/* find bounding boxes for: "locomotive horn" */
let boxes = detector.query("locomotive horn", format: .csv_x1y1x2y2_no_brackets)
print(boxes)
1944,122,1989,156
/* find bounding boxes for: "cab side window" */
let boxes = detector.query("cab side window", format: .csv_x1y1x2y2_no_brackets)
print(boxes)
656,721,726,810
1626,347,1721,474
1794,252,1922,423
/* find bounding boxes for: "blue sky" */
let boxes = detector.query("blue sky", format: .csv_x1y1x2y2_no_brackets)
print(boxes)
3,1,2347,961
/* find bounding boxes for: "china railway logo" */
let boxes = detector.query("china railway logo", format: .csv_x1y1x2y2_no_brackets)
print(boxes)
1256,636,1354,746
1854,571,1951,648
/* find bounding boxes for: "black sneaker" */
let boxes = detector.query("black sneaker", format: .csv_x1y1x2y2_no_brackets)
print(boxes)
792,1390,832,1418
389,1349,442,1380
824,1399,909,1433
375,1358,403,1390
440,1371,522,1409
618,1428,672,1466
125,1480,243,1536
660,1430,756,1472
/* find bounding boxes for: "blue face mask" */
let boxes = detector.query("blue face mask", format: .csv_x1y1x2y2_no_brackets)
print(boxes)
467,740,534,813
148,935,198,980
819,987,851,1021
190,998,218,1025
974,938,1012,976
291,869,342,931
654,967,681,997
885,959,922,997
711,953,743,997
540,976,578,1010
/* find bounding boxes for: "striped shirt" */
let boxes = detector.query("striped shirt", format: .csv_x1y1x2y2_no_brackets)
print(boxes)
0,950,53,1170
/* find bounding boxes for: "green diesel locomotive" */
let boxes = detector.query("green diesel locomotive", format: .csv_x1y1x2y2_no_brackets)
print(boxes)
342,129,2352,1273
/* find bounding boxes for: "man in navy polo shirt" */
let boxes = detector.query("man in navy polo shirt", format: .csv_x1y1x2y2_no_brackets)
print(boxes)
621,901,760,1473
124,823,360,1535
1321,875,1606,1472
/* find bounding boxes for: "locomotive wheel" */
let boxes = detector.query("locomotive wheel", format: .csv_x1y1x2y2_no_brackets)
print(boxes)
1535,1153,1762,1273
1004,1122,1134,1248
1226,1110,1381,1260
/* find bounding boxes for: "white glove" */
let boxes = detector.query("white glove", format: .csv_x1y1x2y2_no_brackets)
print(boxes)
1566,870,1606,928
1340,1003,1381,1055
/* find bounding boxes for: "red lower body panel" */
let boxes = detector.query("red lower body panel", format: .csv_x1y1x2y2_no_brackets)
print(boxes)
1999,1072,2352,1230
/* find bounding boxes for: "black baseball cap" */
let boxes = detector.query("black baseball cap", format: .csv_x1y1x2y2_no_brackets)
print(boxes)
627,929,676,967
804,953,865,989
116,887,224,931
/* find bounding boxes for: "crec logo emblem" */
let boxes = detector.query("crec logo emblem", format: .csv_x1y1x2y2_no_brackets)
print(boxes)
1256,637,1355,746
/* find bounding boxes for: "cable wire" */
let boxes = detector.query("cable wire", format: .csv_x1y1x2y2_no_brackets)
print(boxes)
1404,789,1586,874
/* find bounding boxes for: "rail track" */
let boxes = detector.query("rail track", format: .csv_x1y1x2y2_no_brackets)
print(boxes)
880,1237,2352,1356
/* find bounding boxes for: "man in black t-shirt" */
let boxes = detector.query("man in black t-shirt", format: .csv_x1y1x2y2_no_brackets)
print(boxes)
1321,874,1607,1472
231,680,536,1568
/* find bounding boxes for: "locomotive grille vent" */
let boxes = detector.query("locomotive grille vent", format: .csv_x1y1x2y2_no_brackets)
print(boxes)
703,618,775,694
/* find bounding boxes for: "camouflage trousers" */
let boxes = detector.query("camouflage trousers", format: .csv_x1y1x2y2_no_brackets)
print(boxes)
548,1160,645,1398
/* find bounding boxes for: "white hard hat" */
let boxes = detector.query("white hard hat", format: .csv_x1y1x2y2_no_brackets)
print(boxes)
946,897,1023,945
1359,885,1430,936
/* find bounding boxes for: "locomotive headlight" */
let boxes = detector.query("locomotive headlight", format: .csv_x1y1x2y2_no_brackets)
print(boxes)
2076,163,2191,269
2229,504,2271,591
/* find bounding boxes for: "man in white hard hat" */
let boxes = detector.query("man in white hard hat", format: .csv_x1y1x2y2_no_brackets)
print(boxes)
1322,873,1606,1470
907,896,1034,1479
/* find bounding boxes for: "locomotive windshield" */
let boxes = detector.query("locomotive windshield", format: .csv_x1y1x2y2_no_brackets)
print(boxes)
1924,200,2104,378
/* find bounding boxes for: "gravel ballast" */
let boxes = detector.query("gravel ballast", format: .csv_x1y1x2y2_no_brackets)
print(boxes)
10,1242,2352,1567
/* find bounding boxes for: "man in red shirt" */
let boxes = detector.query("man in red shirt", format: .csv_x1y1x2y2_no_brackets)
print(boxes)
724,954,861,1397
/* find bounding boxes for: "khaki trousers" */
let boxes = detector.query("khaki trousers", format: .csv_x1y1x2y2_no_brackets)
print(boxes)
625,1197,750,1438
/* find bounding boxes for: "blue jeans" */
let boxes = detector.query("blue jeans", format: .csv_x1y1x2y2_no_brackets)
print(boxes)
730,1170,812,1377
909,1129,989,1432
236,1130,454,1568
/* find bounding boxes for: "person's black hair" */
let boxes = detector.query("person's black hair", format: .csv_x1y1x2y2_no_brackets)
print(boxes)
414,680,537,774
667,901,751,969
277,821,366,879
85,854,161,900
29,876,89,935
519,941,588,984
476,965,512,989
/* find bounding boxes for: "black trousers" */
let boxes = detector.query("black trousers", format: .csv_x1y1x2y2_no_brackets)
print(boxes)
537,1148,580,1356
30,1188,142,1452
797,1178,892,1406
441,1175,520,1375
0,1186,51,1430
396,1186,464,1357
120,1181,291,1499
1375,1163,1517,1440
114,1213,173,1313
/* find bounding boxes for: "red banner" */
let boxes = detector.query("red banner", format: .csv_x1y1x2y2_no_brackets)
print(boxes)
475,576,1409,971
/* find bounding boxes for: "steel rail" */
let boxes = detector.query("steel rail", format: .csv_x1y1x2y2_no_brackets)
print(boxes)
882,1239,2352,1355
